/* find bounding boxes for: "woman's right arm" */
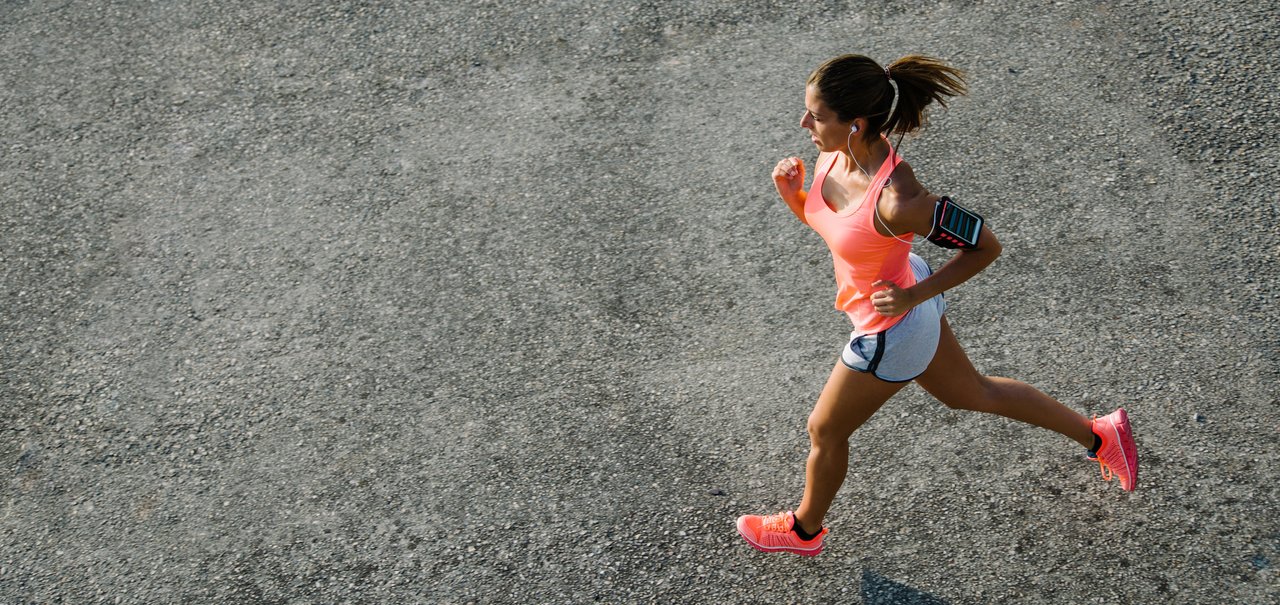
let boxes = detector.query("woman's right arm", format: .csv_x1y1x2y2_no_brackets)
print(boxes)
772,155,811,224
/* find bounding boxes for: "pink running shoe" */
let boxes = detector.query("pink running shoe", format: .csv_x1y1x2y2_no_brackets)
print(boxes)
736,511,827,556
1089,408,1139,491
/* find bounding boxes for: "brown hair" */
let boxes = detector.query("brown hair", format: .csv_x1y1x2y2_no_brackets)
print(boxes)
807,54,967,140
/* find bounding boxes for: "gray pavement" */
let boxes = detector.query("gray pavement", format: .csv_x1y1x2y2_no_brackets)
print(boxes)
2,1,1277,603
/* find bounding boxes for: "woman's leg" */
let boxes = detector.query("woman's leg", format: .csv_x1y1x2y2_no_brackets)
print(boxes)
913,316,1095,448
792,361,907,534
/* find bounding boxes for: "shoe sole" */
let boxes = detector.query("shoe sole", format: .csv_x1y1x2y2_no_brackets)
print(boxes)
736,519,823,557
1107,409,1138,491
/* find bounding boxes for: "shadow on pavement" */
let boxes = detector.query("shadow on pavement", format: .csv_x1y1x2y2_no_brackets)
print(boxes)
861,570,950,605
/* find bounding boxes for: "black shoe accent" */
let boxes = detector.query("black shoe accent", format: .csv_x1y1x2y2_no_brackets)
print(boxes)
792,513,820,541
1087,431,1103,457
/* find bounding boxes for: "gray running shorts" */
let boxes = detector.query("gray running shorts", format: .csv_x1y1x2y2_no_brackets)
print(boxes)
840,253,947,383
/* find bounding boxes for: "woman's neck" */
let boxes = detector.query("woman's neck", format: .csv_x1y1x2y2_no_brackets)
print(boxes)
841,136,888,181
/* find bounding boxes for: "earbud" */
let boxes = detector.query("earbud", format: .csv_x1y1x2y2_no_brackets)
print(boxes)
850,125,860,133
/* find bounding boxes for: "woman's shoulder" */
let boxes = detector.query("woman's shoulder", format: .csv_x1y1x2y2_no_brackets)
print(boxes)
888,160,935,201
882,159,939,221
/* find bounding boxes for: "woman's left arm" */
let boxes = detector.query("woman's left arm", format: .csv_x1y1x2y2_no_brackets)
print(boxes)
870,187,1003,317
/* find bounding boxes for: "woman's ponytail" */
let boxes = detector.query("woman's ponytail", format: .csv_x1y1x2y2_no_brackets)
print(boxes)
807,54,967,140
882,55,967,137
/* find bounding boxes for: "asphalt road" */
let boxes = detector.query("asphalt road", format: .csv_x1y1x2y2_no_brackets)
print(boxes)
2,1,1277,603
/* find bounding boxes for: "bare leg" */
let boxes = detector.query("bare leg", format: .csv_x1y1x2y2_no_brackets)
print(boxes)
793,362,906,535
914,317,1095,448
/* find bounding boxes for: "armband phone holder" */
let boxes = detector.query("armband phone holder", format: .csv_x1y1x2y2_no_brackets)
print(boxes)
927,196,983,249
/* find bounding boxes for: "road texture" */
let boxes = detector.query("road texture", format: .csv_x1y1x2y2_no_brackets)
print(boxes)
2,1,1277,603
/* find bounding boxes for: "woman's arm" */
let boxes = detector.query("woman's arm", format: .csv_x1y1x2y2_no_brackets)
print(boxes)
870,174,1003,316
890,223,1002,304
772,155,811,224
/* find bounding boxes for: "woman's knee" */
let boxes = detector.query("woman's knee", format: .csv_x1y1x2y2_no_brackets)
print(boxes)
806,412,853,447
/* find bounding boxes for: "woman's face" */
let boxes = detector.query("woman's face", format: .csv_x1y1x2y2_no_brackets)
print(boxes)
801,84,855,153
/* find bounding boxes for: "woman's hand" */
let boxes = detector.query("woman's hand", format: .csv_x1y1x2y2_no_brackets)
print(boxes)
870,280,918,317
772,156,805,204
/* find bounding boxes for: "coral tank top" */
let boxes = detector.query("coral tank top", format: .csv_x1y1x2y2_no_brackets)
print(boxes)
803,142,916,335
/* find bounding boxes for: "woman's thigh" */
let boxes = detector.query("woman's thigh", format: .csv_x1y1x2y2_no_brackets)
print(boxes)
913,316,988,407
808,360,908,442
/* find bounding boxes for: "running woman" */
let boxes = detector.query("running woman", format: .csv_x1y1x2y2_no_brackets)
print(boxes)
736,55,1138,557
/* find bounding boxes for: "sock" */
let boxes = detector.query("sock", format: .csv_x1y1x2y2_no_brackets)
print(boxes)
1087,432,1103,457
792,513,820,541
